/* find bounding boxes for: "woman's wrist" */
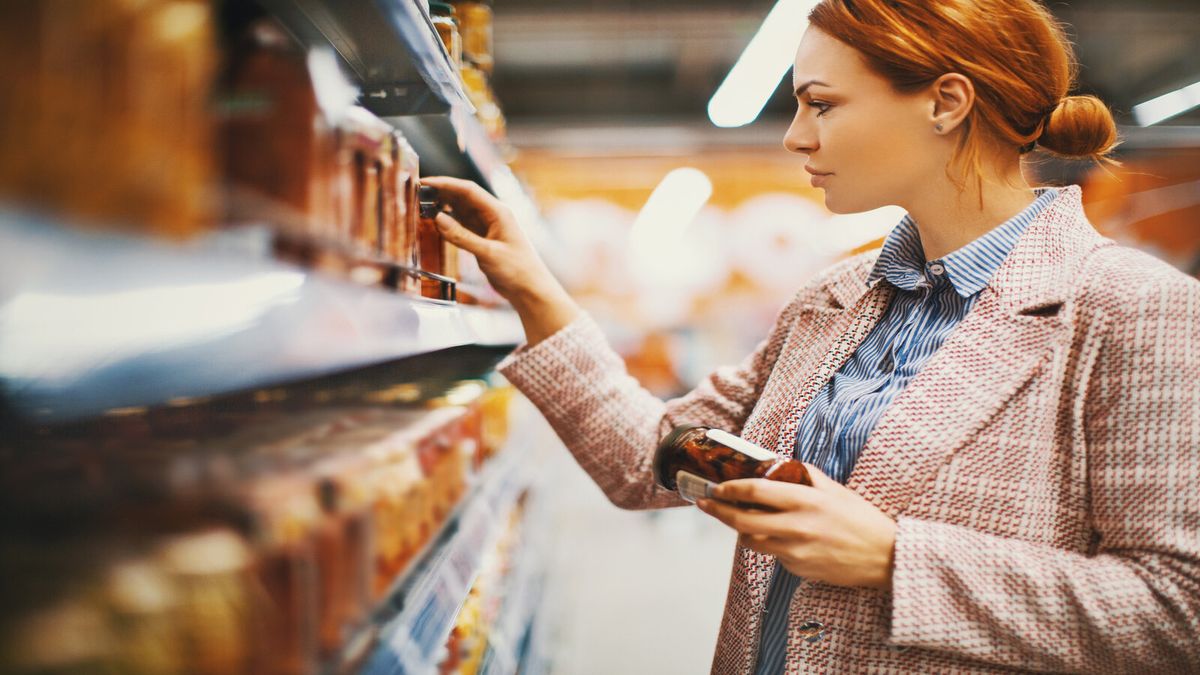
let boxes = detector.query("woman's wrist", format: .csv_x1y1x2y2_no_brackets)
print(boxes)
509,277,580,347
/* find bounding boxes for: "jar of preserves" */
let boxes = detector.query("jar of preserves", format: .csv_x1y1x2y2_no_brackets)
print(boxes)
222,18,328,240
450,0,494,74
654,425,812,503
416,184,461,298
429,2,463,74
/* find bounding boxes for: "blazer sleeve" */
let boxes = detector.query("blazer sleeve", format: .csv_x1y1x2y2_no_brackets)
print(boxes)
887,254,1200,672
495,294,810,511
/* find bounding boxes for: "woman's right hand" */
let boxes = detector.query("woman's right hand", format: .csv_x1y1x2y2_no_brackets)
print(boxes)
420,176,580,346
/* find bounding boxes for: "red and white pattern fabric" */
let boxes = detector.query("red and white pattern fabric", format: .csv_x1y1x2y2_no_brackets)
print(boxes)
497,185,1200,673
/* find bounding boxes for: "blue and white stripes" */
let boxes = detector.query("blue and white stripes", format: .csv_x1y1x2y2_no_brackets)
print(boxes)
751,187,1059,675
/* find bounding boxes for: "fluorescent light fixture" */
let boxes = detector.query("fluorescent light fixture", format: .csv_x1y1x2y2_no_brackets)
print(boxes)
1133,80,1200,126
629,168,714,262
708,0,820,128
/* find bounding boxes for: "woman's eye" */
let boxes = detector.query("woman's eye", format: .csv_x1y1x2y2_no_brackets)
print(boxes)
807,101,832,116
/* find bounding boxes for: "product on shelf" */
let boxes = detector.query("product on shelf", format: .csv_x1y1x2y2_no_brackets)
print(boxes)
450,0,494,75
654,425,813,503
478,385,516,462
437,499,524,675
0,0,216,237
155,529,258,675
312,452,375,658
391,133,423,281
460,64,507,143
221,18,341,244
242,475,322,675
417,183,462,298
340,106,396,258
430,1,464,74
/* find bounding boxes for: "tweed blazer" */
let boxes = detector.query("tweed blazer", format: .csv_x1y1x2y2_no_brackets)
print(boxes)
496,185,1200,673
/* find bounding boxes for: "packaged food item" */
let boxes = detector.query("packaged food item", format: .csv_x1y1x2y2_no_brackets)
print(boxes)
0,1,216,237
654,425,812,503
459,64,506,142
477,386,515,461
155,528,256,675
415,183,460,298
429,2,463,74
429,381,488,471
221,18,338,242
243,476,321,675
450,1,494,74
312,453,374,658
340,106,395,256
391,133,422,280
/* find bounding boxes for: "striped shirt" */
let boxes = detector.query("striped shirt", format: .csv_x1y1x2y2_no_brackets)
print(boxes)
752,187,1059,675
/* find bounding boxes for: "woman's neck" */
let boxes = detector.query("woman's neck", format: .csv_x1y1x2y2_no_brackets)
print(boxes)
904,162,1037,262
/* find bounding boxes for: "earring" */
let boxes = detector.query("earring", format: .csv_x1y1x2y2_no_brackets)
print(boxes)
935,123,944,132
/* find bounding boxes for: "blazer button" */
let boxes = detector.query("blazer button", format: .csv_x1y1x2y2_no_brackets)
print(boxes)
796,620,826,643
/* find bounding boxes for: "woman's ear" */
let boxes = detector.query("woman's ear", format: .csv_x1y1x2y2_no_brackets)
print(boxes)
929,73,974,134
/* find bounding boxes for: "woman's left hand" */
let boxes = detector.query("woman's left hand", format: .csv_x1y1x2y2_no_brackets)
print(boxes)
696,465,897,590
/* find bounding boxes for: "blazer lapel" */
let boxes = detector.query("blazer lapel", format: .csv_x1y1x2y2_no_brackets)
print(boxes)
847,185,1099,516
845,287,1068,517
740,276,893,611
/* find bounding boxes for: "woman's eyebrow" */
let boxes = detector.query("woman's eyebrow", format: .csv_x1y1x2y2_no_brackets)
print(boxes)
794,79,831,96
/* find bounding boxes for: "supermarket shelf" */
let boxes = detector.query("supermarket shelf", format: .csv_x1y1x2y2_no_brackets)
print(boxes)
359,441,534,674
0,211,524,424
261,0,470,117
478,499,549,675
260,0,516,196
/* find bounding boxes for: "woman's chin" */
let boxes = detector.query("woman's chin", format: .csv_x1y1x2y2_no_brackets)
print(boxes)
822,190,881,216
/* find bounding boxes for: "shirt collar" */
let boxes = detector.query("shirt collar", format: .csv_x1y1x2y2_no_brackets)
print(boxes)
866,187,1059,298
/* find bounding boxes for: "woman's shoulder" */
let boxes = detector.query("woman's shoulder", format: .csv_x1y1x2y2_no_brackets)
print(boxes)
1076,240,1200,317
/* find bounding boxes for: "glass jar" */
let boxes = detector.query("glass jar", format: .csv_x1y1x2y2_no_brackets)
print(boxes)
654,425,812,503
393,133,422,293
451,0,494,74
429,2,463,74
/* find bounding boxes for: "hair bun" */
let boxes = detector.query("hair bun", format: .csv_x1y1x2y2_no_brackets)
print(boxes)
1038,95,1120,159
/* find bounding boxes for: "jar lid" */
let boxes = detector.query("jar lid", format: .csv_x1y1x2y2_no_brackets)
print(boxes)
653,423,708,490
429,1,457,17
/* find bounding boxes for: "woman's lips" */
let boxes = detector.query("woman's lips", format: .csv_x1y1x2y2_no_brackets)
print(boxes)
809,171,832,188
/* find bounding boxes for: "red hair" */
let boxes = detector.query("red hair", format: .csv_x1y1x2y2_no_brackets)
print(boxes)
808,0,1120,189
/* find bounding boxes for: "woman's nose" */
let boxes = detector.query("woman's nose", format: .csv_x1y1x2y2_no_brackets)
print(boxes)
783,111,817,155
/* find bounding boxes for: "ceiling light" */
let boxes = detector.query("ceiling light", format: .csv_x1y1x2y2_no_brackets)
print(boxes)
1133,80,1200,126
708,0,820,128
629,168,713,262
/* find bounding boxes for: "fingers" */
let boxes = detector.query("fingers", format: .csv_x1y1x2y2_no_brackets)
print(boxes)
710,479,811,511
434,212,492,257
420,176,506,229
738,533,785,556
696,498,800,539
801,463,838,489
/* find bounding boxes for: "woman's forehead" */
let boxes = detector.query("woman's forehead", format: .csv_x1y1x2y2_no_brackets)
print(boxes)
793,29,876,90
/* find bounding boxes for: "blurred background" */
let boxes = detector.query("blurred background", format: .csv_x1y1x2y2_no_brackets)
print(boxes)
0,0,1197,673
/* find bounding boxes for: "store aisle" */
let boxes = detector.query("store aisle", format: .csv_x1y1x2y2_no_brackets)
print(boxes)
528,419,738,675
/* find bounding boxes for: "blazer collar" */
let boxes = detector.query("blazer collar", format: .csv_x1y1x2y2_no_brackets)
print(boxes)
825,185,1101,315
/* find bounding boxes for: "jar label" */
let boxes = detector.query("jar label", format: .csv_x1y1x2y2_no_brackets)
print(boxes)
676,470,716,503
705,429,777,462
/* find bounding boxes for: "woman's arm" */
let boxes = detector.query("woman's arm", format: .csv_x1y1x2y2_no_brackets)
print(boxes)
422,176,822,510
887,258,1200,672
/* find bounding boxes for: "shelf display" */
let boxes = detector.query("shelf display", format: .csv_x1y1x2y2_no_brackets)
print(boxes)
0,1,546,673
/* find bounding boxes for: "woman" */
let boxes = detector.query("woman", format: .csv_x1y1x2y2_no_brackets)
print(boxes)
425,0,1200,671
